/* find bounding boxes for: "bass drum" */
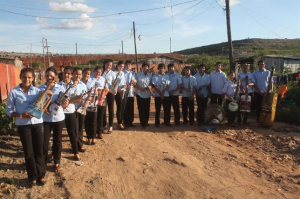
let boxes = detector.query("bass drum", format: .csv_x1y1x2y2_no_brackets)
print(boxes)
204,104,226,124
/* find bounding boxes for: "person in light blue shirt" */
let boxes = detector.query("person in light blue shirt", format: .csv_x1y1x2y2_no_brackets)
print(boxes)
252,60,272,122
194,64,210,125
102,59,116,133
6,68,52,186
72,67,88,153
39,67,66,174
114,61,127,130
210,62,226,105
181,66,197,125
167,63,182,126
58,66,81,161
152,63,171,127
135,62,153,129
123,60,137,128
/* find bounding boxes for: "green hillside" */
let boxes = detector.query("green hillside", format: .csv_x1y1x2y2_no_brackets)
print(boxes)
176,38,300,57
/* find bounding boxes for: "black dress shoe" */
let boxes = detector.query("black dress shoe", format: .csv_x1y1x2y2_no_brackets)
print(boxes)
155,124,160,127
142,126,146,129
130,124,136,127
146,124,150,126
37,178,46,186
175,123,180,126
165,124,172,127
78,148,86,153
74,154,81,161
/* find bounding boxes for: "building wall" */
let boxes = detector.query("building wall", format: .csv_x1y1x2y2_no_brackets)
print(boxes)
0,63,19,101
283,59,300,73
262,56,300,73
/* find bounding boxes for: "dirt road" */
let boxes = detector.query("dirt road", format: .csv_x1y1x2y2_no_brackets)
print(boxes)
1,115,299,199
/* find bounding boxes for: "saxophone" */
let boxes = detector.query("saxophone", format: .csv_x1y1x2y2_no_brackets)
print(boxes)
76,88,93,115
109,72,120,94
98,80,109,106
49,83,74,115
87,83,98,112
25,81,53,119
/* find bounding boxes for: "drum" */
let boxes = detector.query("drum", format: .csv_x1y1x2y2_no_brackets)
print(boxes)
228,101,239,112
240,95,251,112
204,104,226,124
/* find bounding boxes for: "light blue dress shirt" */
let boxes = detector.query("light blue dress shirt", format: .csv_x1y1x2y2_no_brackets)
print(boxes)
168,72,182,96
123,69,136,97
102,70,116,89
152,73,170,97
210,70,226,95
6,84,43,125
194,72,210,90
114,71,126,91
252,69,271,93
222,80,237,100
39,83,65,122
73,81,87,108
135,72,152,98
237,72,255,94
181,75,197,98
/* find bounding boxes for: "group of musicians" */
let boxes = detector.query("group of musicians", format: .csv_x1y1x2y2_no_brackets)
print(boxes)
5,59,271,187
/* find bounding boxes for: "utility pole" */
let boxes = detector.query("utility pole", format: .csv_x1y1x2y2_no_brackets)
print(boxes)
170,37,172,53
75,42,78,65
133,22,138,72
45,39,50,68
42,38,46,70
226,0,234,71
30,43,32,68
121,40,124,54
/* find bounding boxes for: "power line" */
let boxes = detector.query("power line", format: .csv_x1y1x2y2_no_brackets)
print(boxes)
0,0,204,20
214,0,225,11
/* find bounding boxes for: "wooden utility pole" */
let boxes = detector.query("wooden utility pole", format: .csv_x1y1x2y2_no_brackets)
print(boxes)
170,37,172,53
133,22,138,72
42,38,46,70
121,40,124,54
75,42,78,65
45,39,50,68
225,0,234,71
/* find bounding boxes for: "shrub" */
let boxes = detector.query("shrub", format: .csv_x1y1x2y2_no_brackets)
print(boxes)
0,103,16,135
285,87,300,106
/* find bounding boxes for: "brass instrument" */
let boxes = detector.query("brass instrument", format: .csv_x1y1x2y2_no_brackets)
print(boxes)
25,82,53,119
109,72,120,94
87,83,98,112
77,88,93,115
98,80,109,106
69,90,90,104
228,76,240,112
259,67,277,126
49,83,74,115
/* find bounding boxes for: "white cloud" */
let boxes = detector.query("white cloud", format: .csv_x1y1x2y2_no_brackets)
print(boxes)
36,14,96,30
44,0,85,2
49,2,96,13
218,0,240,7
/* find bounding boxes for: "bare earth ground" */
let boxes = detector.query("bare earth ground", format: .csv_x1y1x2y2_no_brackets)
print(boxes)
1,101,300,199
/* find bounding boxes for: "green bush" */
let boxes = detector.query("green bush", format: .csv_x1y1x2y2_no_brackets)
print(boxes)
0,103,16,135
285,87,300,106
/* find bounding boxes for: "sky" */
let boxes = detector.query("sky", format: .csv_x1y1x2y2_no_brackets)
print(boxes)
0,0,299,55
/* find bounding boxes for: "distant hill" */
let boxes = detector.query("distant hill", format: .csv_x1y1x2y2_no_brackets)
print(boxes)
175,38,300,57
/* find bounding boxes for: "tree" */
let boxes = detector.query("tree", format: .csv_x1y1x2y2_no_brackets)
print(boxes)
88,59,98,65
32,61,43,71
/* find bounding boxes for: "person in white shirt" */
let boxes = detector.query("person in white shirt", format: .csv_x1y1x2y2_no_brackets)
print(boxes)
181,66,197,125
237,63,255,124
210,62,226,105
194,64,210,125
123,60,137,128
152,63,171,127
222,71,238,126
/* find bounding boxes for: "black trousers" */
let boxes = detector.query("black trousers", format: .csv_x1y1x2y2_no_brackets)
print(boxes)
254,92,264,122
96,105,106,135
76,113,85,149
182,97,194,124
155,97,171,125
115,92,127,124
196,96,208,124
136,95,151,127
124,97,134,125
43,120,64,166
85,111,97,139
106,92,115,127
225,99,237,124
18,124,45,181
237,93,252,123
211,93,223,105
169,95,180,125
65,112,78,155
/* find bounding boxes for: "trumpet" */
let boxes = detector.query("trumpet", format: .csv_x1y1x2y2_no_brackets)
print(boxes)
69,90,91,104
109,72,120,94
76,88,93,115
